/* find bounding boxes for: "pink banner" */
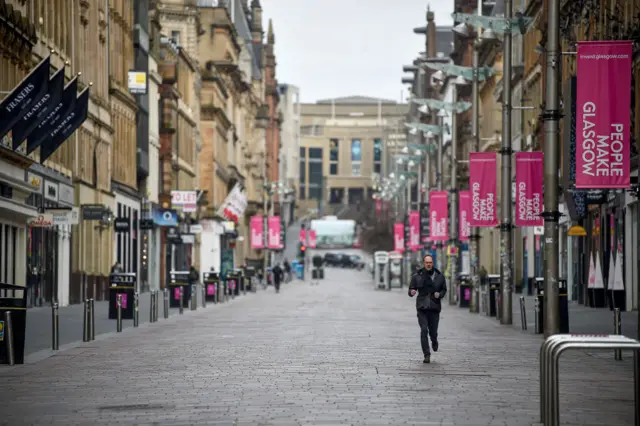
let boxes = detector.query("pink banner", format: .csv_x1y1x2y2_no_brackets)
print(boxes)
375,199,382,214
459,190,471,241
299,229,306,244
469,152,498,227
308,230,317,248
393,223,405,253
250,215,264,249
267,216,281,249
515,152,544,227
408,211,420,251
576,41,633,189
429,191,448,241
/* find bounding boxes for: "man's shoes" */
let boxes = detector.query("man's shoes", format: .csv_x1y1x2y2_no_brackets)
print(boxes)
432,341,439,352
423,355,431,363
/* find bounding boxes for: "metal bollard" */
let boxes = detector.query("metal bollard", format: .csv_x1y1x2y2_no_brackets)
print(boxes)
82,299,90,342
201,285,206,308
133,291,139,327
190,285,197,311
154,291,159,322
534,296,541,335
52,301,59,350
495,291,501,321
4,311,15,365
519,296,528,331
179,287,184,315
89,299,95,341
215,282,220,304
163,288,169,319
614,308,622,360
116,294,123,332
150,291,156,323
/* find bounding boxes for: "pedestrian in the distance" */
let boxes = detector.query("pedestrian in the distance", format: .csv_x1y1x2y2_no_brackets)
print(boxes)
408,254,447,364
272,263,283,293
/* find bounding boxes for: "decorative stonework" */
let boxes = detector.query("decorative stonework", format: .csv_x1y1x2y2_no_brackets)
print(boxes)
79,0,90,27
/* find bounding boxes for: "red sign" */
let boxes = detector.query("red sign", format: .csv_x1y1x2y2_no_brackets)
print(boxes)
428,191,448,241
267,216,281,249
469,152,498,227
515,152,544,226
250,215,264,249
408,211,420,251
393,223,405,253
576,41,633,189
459,190,470,241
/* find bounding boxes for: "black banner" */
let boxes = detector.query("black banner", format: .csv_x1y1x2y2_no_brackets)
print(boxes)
419,201,429,244
27,77,78,155
12,66,65,149
40,87,89,164
0,56,51,140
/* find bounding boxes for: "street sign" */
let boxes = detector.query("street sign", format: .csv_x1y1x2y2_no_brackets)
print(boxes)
82,204,107,221
114,218,130,233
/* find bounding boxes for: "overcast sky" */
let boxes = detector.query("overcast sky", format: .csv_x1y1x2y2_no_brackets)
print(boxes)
261,1,454,104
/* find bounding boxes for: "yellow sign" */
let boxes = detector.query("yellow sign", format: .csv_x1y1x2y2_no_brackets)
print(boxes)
0,320,4,341
567,225,587,237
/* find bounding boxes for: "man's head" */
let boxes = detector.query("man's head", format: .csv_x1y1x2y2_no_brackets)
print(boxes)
423,254,434,271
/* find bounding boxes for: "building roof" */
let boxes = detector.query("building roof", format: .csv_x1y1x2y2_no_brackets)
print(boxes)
315,95,397,105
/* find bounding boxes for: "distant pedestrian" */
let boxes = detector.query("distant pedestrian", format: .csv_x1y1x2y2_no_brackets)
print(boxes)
408,254,447,364
272,264,283,293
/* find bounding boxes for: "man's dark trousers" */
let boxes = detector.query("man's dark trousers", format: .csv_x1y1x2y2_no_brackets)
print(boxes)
417,309,439,356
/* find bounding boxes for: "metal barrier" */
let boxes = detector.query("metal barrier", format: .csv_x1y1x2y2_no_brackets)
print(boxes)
519,296,527,331
539,334,640,426
51,301,59,350
614,308,622,361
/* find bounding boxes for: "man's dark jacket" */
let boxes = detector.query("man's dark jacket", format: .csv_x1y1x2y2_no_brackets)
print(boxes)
408,267,448,312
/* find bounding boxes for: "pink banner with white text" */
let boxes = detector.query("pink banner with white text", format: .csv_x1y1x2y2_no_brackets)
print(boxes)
515,152,544,226
299,229,306,244
576,41,633,189
393,223,405,253
429,191,448,241
267,216,281,249
309,230,317,248
250,215,264,249
469,152,498,227
459,190,471,241
408,211,420,251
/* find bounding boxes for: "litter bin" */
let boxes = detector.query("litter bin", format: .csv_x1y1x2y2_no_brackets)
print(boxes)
0,283,27,365
108,273,136,320
243,267,256,291
458,274,471,308
226,271,241,297
169,271,190,308
295,262,304,280
487,274,500,317
203,272,219,303
534,277,569,334
312,255,324,279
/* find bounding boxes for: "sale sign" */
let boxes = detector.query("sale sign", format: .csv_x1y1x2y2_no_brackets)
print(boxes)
393,222,405,253
459,190,471,241
515,152,544,226
575,41,632,189
250,215,264,249
429,191,448,241
469,152,498,227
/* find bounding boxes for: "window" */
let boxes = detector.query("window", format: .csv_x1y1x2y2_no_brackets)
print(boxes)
373,138,382,176
308,148,323,200
329,138,339,175
351,139,361,176
171,31,181,45
299,184,306,200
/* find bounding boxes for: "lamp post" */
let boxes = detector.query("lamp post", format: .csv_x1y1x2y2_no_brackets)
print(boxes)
451,7,533,325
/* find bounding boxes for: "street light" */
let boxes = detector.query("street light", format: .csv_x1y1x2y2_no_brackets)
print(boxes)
454,75,468,86
437,109,447,118
453,22,469,37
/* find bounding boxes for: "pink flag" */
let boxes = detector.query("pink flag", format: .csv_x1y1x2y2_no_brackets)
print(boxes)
393,222,405,253
515,152,544,226
469,152,498,227
309,230,317,248
575,41,632,189
267,216,281,249
429,191,448,241
459,190,471,241
299,229,306,244
250,216,264,249
408,211,420,251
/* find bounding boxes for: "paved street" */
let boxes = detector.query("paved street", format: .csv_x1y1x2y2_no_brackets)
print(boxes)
1,253,636,425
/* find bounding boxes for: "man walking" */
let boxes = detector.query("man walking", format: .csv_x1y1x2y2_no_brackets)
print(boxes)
272,263,283,293
408,254,447,363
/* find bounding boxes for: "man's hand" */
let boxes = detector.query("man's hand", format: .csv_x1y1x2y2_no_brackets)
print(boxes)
434,292,440,299
410,289,417,296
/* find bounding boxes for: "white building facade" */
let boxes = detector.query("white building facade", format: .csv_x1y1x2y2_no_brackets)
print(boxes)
277,84,301,226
